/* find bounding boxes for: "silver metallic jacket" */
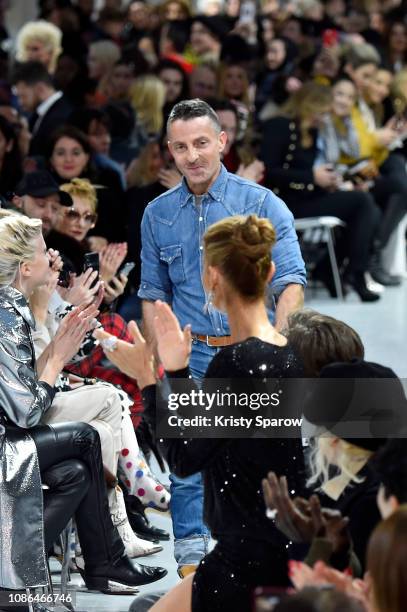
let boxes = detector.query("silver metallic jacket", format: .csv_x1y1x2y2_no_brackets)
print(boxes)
0,286,49,589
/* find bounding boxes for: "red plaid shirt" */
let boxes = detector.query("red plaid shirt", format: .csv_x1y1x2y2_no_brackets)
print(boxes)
66,313,144,428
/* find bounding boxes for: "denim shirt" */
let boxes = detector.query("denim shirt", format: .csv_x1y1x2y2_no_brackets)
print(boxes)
138,164,306,335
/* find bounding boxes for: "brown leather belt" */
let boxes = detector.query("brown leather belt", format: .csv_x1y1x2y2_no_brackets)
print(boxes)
192,333,232,347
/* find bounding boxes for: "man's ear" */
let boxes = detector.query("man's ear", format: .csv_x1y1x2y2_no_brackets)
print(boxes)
219,130,227,154
13,195,23,209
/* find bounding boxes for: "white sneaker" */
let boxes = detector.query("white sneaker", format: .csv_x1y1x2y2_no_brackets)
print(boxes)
110,486,163,558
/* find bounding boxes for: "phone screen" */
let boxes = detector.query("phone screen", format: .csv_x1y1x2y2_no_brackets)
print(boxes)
83,252,100,288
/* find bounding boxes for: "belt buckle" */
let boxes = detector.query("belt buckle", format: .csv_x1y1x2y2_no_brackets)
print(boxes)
205,335,212,347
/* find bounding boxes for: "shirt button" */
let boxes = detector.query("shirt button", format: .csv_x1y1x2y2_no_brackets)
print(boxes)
199,217,203,221
199,246,203,250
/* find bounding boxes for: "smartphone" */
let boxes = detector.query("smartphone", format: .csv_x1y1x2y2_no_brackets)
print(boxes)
238,0,256,24
119,261,136,278
58,267,71,288
83,252,100,288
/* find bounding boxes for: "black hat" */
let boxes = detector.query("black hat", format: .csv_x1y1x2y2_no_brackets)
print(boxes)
15,171,73,207
303,359,407,452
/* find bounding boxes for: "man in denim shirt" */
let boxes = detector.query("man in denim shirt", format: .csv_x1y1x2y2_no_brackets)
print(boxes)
138,99,306,577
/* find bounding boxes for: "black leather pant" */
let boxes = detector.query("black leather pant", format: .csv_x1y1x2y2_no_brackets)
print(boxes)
26,422,124,570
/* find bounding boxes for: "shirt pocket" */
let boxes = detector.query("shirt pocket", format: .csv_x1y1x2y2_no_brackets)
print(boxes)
159,244,185,284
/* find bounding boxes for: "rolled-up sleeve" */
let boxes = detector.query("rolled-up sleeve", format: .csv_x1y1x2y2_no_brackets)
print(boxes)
261,192,307,295
137,208,173,303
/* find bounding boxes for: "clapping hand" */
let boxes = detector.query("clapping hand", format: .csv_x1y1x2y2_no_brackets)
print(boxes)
263,472,350,552
94,320,155,388
51,301,100,367
153,300,192,372
99,243,128,282
59,268,103,307
103,273,128,305
262,471,319,542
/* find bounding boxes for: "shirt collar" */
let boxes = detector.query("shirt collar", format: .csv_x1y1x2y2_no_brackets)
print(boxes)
179,163,229,207
0,286,36,329
37,91,63,118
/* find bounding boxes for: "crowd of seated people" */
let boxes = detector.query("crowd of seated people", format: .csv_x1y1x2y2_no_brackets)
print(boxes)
0,0,406,611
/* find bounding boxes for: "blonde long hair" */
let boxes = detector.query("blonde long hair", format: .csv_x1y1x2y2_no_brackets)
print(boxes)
282,82,332,147
307,435,373,490
0,210,42,287
16,20,62,73
130,75,166,136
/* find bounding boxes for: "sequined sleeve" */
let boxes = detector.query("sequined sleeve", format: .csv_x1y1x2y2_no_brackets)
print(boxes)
0,313,55,429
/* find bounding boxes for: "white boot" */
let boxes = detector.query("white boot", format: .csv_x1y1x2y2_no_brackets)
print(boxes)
110,486,163,558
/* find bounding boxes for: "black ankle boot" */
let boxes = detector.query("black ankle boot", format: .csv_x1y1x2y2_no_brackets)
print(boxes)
344,272,381,302
369,250,401,286
126,495,170,542
84,555,167,593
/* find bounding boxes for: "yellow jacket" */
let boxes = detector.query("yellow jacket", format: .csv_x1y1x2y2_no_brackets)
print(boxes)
337,105,388,168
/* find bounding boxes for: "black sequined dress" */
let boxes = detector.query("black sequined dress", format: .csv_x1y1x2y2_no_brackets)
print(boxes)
142,338,305,612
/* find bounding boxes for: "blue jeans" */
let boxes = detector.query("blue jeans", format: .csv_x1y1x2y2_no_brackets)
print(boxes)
170,339,218,566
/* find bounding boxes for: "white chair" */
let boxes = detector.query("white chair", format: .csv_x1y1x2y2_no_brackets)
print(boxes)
294,216,346,300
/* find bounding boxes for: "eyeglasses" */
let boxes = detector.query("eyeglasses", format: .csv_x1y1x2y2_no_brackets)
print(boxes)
65,208,97,226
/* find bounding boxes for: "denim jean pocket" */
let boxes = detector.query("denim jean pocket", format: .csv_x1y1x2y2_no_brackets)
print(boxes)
159,244,186,284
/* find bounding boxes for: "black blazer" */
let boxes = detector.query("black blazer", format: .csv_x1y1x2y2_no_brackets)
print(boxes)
29,95,73,156
260,116,324,205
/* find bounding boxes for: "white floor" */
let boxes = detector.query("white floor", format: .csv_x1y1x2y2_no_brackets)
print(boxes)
49,279,407,611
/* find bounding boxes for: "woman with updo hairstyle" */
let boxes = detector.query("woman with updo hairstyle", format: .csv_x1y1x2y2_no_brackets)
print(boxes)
95,213,307,612
15,20,62,74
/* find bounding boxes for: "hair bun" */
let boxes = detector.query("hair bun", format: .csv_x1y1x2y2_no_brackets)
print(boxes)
233,214,275,262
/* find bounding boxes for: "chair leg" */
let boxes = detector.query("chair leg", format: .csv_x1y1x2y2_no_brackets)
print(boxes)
326,229,344,300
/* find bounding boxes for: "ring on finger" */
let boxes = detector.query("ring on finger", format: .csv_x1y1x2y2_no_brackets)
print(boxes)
100,336,118,352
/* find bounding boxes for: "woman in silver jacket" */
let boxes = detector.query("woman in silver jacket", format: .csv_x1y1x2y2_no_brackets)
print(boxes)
0,210,166,597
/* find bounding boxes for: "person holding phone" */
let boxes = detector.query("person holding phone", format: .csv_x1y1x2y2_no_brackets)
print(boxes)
0,209,167,595
261,82,381,301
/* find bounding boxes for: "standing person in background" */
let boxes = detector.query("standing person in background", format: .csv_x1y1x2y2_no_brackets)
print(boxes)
12,61,73,157
137,98,306,577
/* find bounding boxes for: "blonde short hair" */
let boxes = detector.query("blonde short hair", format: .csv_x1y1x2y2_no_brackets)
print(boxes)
0,210,42,287
16,20,62,73
60,178,98,213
